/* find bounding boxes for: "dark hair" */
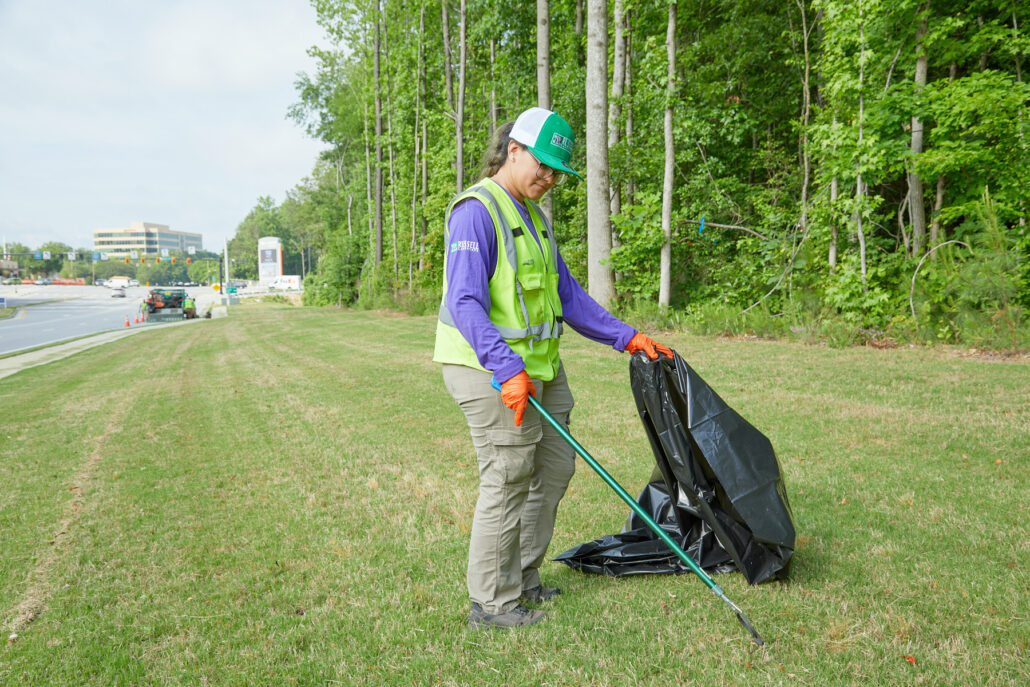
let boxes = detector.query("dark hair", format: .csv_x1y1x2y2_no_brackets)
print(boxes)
480,121,518,178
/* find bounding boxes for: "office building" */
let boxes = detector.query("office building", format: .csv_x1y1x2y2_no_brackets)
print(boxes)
93,221,203,256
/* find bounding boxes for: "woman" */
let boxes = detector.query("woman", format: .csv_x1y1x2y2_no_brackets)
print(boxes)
434,107,672,629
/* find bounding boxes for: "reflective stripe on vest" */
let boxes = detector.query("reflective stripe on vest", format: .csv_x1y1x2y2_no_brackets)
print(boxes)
437,183,562,343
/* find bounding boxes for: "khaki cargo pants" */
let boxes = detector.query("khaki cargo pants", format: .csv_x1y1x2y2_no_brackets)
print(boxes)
442,363,575,614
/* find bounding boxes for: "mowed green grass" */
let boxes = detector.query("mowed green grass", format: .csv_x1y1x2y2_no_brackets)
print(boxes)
1,302,1027,686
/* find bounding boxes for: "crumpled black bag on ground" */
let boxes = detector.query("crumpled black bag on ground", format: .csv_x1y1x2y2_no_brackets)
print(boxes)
554,352,795,585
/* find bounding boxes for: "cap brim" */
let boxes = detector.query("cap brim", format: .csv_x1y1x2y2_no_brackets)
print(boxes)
527,145,583,181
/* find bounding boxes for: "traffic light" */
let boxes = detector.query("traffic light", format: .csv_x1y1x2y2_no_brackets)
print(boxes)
140,256,146,265
156,257,161,264
186,257,191,265
171,257,176,264
124,256,130,264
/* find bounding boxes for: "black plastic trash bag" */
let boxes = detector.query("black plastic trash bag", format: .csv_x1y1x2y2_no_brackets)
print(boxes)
555,352,795,584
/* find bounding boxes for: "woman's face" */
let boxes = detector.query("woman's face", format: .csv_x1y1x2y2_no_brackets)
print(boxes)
502,141,559,202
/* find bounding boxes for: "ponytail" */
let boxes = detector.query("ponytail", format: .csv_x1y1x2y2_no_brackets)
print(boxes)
480,121,517,178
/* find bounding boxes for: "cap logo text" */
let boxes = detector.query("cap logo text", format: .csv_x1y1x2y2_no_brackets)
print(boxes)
550,133,573,152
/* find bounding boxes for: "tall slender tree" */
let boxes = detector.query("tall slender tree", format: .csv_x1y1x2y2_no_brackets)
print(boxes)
609,0,626,223
455,0,467,192
659,1,677,308
373,0,384,266
537,0,552,221
441,1,455,113
586,0,614,307
908,1,930,255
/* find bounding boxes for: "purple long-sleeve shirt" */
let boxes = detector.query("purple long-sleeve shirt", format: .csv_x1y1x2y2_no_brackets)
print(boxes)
444,186,637,383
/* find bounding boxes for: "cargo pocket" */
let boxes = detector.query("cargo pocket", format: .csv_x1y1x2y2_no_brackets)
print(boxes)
480,425,543,487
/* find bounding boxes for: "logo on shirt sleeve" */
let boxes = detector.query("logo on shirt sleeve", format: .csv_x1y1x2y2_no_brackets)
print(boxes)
450,240,480,254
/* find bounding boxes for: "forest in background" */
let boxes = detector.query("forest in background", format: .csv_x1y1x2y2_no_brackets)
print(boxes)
237,0,1028,348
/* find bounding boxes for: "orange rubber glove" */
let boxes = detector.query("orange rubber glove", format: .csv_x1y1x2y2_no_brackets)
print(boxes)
625,332,674,360
500,370,537,426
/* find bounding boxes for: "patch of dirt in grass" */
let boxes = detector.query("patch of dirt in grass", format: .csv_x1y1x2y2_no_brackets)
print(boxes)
4,393,135,640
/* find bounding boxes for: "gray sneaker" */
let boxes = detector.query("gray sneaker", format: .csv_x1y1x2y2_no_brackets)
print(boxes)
468,603,547,629
521,585,561,603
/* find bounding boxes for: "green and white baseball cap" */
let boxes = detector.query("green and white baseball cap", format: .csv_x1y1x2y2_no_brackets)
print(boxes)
510,107,583,180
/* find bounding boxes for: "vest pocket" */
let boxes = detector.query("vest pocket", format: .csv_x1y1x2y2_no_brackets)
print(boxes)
517,271,545,290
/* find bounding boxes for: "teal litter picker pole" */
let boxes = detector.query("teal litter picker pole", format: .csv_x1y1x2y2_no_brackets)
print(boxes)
491,377,765,646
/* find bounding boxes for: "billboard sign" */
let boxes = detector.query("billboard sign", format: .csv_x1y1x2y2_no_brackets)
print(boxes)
257,236,283,284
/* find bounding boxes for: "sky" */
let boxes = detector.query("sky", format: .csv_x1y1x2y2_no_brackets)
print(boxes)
0,0,328,253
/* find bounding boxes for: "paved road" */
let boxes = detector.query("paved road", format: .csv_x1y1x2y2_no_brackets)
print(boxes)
0,285,222,356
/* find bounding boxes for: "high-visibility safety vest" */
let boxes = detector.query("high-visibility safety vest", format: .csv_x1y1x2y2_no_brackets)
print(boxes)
433,179,564,381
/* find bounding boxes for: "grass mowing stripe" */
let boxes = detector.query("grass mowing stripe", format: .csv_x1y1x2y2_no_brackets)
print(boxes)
3,387,140,638
0,329,167,625
1,304,1026,685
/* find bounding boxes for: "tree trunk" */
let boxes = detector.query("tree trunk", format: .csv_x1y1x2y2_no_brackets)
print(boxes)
585,0,614,308
930,62,958,249
609,0,625,221
624,11,634,206
575,0,583,35
856,8,867,288
384,10,399,286
537,1,550,109
363,94,374,301
373,0,384,266
829,175,838,272
441,1,454,113
455,0,466,193
908,3,929,255
537,0,553,221
363,101,372,247
1014,8,1023,81
1012,9,1027,229
659,1,676,307
489,38,498,133
410,3,425,289
419,5,429,271
795,0,812,239
897,192,911,253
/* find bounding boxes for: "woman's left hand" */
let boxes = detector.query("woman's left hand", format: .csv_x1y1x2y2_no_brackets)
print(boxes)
625,332,674,360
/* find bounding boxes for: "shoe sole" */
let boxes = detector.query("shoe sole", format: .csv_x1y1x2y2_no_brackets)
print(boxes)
468,612,547,629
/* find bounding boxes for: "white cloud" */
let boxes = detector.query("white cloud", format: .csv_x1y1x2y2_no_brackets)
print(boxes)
0,0,326,250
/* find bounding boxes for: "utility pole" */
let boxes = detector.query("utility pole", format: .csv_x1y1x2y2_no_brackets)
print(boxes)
223,239,231,305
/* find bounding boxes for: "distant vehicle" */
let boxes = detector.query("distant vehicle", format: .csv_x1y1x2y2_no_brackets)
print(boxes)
267,275,301,290
111,288,126,298
2,277,20,285
95,278,107,287
129,279,140,287
106,276,131,289
35,278,52,285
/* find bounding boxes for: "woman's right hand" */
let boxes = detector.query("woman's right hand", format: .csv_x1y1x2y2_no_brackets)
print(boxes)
500,370,537,426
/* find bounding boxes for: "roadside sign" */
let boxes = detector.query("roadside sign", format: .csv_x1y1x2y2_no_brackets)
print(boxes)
43,251,51,259
0,297,6,308
161,249,169,257
130,250,139,259
67,252,76,261
187,246,196,255
92,252,101,261
227,287,237,294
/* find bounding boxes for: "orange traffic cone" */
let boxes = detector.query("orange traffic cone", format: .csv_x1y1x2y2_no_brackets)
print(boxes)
134,315,139,324
125,316,130,327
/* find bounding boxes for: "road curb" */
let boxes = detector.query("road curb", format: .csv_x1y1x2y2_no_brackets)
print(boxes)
0,319,199,380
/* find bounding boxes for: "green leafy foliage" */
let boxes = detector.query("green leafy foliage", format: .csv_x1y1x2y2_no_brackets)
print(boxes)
220,0,1028,348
